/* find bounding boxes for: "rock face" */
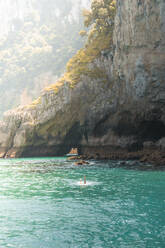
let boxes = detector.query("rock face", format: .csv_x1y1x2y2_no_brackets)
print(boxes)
0,0,165,164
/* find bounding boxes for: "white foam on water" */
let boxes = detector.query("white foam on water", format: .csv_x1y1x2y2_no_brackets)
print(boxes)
71,181,101,187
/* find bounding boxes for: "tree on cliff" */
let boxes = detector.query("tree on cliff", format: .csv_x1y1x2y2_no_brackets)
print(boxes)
83,0,116,40
23,0,116,112
61,0,116,87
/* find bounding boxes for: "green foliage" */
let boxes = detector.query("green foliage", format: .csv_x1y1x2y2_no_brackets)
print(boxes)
0,0,116,112
23,0,117,109
0,19,83,84
28,96,42,109
61,0,116,86
44,78,65,93
79,30,87,37
0,3,85,116
83,0,116,30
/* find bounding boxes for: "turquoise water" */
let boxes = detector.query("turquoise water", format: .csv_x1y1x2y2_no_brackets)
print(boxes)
0,158,164,248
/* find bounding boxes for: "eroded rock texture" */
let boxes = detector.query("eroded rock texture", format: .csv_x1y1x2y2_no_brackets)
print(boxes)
0,0,165,163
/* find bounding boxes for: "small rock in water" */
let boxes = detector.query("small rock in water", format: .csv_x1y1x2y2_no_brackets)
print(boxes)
68,156,79,161
74,160,89,166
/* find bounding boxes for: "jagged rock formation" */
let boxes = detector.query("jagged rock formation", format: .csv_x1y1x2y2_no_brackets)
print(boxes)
0,0,165,164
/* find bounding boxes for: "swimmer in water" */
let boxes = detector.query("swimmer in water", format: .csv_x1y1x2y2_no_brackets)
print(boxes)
80,176,86,185
84,176,86,185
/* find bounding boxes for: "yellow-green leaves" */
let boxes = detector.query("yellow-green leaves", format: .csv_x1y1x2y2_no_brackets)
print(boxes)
40,0,116,91
63,0,116,86
79,30,87,37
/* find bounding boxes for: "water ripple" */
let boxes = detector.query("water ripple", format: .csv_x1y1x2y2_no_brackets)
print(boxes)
0,157,164,247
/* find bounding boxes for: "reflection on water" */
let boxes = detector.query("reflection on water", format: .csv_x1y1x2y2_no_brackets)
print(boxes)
0,157,164,248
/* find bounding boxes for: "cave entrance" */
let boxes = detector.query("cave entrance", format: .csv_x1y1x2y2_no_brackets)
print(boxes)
138,120,165,142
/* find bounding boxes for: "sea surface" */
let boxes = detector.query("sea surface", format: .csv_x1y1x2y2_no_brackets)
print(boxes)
0,157,164,248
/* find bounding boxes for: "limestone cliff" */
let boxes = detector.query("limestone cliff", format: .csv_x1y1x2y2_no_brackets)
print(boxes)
0,0,165,164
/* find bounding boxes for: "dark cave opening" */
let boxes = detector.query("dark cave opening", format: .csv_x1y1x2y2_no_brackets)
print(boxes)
138,120,165,142
93,114,110,137
60,122,83,156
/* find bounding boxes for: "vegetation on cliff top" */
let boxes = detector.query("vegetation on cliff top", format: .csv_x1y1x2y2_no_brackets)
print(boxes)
28,0,116,109
44,0,116,93
64,0,116,87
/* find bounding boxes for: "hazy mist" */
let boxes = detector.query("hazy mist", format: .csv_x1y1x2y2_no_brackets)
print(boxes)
0,0,90,117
